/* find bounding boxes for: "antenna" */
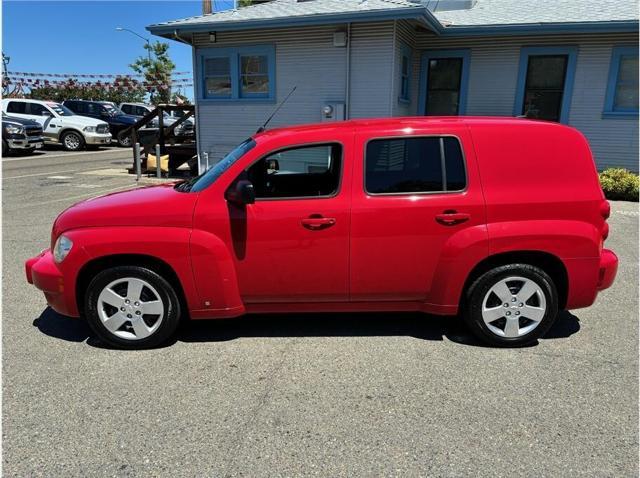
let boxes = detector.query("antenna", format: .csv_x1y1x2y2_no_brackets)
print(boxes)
256,86,297,134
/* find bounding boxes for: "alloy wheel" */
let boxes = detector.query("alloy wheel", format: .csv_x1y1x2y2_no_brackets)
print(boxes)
97,277,165,340
481,276,547,338
64,133,81,150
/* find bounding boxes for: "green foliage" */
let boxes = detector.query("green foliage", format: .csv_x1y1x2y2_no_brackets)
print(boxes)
27,76,146,103
129,41,175,105
599,168,639,202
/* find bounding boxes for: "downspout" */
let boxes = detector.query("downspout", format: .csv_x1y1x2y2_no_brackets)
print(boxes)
389,20,397,117
345,23,352,120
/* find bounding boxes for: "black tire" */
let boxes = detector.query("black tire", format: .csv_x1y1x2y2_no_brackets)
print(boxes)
61,130,85,151
2,140,10,156
463,264,558,347
116,130,132,147
84,266,181,349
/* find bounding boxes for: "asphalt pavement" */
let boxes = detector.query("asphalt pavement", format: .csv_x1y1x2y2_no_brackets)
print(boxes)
2,150,638,477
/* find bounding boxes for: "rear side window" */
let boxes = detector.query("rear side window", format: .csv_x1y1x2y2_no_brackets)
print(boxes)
365,136,466,194
6,102,26,114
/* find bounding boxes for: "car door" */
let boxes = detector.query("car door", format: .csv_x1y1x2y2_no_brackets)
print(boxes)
350,126,486,302
24,102,59,140
219,137,353,304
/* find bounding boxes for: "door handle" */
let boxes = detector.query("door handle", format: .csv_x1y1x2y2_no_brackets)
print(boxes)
301,216,336,231
435,210,470,226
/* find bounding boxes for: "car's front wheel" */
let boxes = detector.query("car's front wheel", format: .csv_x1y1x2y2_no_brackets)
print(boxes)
116,130,132,147
84,266,181,349
463,264,558,347
61,131,85,151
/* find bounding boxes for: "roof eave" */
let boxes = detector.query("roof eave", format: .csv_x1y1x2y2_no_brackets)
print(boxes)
147,6,437,37
439,19,639,36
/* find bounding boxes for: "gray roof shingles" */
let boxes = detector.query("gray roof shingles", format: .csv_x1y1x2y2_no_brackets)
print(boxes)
433,0,639,26
148,0,639,31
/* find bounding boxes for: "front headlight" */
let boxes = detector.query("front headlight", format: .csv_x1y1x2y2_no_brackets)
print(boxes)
83,126,97,133
53,235,73,263
5,125,24,134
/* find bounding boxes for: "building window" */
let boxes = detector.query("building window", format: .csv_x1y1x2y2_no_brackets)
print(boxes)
399,44,412,103
199,45,275,101
365,136,466,195
419,50,470,116
604,46,639,117
514,46,578,124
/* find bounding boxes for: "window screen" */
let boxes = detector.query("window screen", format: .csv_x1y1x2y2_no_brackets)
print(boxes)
365,137,465,194
247,144,342,199
205,57,232,97
614,55,639,111
240,55,269,97
521,55,568,122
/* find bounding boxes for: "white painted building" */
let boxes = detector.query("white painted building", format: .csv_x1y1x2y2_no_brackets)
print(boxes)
149,0,639,171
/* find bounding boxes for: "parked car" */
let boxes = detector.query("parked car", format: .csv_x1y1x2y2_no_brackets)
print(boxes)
119,102,194,136
2,113,44,155
1,99,111,151
63,100,139,147
25,117,618,349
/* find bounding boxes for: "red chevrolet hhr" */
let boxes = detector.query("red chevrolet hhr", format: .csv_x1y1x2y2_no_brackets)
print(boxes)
26,118,618,349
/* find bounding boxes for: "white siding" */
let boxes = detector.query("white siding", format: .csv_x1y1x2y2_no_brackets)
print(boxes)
411,28,639,171
192,22,394,162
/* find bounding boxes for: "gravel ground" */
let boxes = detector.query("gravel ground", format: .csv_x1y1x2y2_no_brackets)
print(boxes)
2,151,638,477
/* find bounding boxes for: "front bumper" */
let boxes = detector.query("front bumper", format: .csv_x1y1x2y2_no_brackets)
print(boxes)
84,133,112,145
597,249,618,291
26,249,78,317
6,136,44,150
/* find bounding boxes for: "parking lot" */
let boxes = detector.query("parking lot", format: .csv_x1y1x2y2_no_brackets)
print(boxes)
2,150,639,477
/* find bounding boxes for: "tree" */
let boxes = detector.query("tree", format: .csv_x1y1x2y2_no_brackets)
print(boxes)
27,77,146,103
130,41,175,105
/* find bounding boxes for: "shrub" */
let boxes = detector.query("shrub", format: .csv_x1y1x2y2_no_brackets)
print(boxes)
599,168,639,202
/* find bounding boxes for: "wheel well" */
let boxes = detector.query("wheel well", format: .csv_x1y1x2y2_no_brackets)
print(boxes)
462,251,569,309
59,128,84,140
75,254,188,316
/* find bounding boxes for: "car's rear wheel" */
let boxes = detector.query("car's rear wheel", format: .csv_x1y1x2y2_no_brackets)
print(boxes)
84,266,181,349
463,264,558,347
61,131,85,151
116,130,132,147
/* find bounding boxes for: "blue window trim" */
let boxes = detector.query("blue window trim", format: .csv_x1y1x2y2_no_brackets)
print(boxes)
603,45,639,118
398,43,412,104
513,46,578,124
418,49,471,116
196,44,276,102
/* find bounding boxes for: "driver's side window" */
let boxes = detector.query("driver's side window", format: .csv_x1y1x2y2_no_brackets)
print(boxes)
246,143,342,199
28,103,51,116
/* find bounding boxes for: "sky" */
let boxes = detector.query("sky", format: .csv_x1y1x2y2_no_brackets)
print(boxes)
2,0,237,99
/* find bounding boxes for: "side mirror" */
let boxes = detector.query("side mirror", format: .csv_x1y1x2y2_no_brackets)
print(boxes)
225,179,255,206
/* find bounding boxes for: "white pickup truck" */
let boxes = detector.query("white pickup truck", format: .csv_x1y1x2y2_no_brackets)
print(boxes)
1,99,111,151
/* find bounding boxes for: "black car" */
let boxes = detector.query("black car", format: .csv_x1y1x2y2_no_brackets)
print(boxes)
2,113,44,155
63,100,139,147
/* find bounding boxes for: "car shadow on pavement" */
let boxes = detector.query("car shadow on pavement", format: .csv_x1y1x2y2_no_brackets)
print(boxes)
33,307,581,349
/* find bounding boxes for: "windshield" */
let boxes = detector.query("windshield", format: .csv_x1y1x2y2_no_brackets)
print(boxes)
102,104,120,115
47,103,75,117
175,138,256,193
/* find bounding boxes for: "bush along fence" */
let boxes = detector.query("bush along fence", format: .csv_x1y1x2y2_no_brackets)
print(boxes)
599,168,639,202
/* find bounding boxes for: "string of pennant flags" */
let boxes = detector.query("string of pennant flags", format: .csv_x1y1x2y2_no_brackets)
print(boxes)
6,70,192,78
4,79,194,91
6,76,194,85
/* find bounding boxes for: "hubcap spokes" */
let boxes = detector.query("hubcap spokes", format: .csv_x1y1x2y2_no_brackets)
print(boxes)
481,276,546,338
65,135,80,149
97,277,164,341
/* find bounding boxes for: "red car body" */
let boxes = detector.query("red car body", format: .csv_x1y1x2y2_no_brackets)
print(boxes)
26,117,617,328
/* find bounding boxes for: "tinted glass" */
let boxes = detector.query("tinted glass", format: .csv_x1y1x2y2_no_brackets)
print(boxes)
205,57,232,97
366,138,442,194
28,103,50,116
426,58,463,115
443,137,466,191
6,102,26,114
522,55,568,121
247,144,342,198
120,104,132,114
240,55,269,96
614,55,639,111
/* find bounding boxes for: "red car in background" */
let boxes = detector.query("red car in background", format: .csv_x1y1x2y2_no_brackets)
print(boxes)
26,117,618,349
